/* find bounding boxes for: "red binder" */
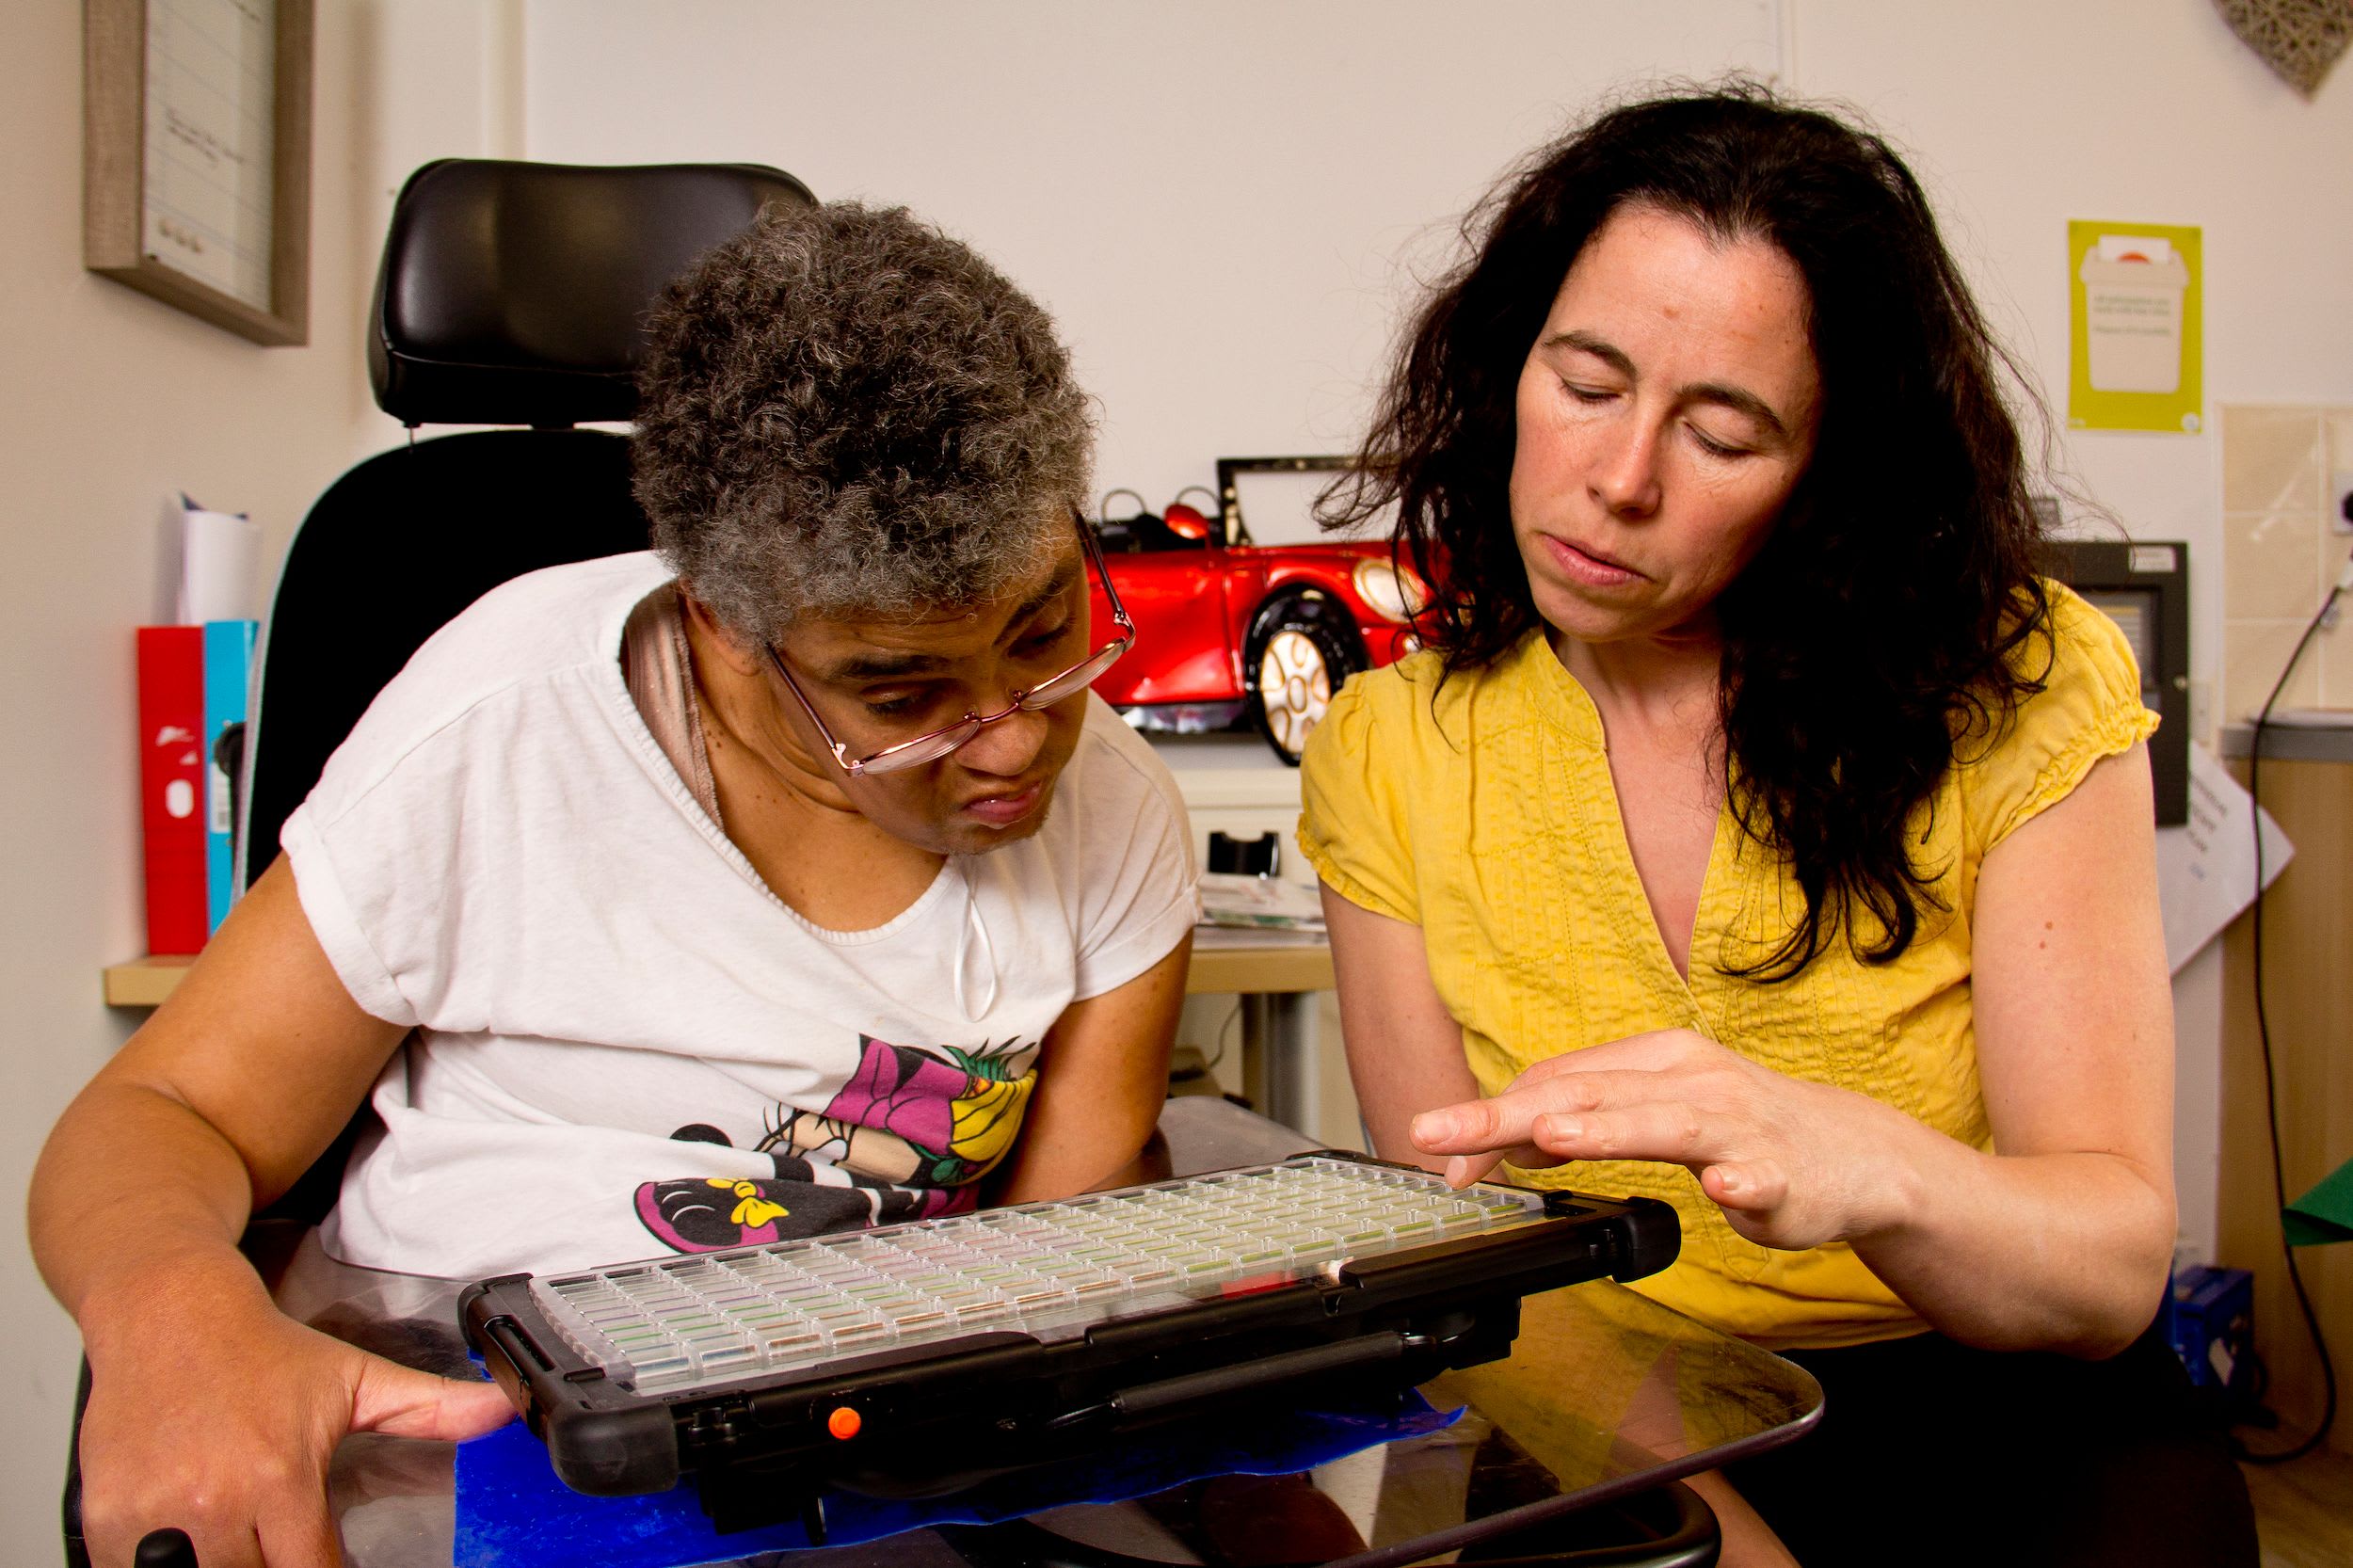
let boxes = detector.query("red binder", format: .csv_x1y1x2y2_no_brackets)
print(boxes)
137,627,209,955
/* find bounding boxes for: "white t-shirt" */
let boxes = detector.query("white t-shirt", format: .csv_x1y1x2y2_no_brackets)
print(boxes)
283,552,1197,1280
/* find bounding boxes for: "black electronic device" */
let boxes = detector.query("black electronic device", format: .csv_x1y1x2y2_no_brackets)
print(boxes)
460,1151,1677,1536
2041,537,2191,825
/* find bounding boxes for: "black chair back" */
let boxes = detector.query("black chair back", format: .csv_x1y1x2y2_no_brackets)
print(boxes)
369,159,813,426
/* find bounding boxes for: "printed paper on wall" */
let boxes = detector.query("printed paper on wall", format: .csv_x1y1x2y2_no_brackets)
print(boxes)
2069,221,2203,434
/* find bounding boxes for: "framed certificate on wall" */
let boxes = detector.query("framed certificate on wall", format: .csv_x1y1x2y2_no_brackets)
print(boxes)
83,0,314,346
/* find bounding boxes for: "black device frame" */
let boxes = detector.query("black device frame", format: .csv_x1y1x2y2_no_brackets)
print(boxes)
2039,537,2191,825
1212,455,1354,549
460,1150,1678,1537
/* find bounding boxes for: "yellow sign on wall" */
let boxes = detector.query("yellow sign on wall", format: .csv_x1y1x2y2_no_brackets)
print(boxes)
2068,220,2202,434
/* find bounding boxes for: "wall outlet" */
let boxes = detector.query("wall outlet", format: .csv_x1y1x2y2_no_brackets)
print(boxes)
2333,470,2353,534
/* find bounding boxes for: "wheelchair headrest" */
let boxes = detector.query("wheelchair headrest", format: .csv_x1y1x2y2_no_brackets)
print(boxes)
369,159,815,428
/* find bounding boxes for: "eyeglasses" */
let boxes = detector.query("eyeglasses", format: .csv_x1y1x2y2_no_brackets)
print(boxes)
766,512,1135,777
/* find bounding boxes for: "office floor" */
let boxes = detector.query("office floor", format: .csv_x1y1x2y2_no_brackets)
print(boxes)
2244,1446,2353,1568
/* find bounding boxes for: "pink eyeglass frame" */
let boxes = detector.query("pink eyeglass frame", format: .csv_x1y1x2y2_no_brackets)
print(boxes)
764,512,1136,778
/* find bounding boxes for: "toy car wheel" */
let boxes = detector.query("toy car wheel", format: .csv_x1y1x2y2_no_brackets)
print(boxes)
1245,595,1365,765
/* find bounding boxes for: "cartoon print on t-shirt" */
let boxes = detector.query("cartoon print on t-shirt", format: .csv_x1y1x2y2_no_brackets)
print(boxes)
635,1176,791,1248
632,1034,1037,1254
635,1153,904,1251
759,1034,1039,1188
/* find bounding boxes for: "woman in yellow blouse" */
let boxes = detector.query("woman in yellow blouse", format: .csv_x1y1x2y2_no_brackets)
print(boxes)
1301,88,2253,1567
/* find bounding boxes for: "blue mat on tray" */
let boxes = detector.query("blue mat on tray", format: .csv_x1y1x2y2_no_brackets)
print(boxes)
453,1392,1459,1568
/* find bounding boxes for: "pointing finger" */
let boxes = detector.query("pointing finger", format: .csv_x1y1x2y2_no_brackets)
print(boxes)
1441,1153,1502,1189
1412,1088,1568,1158
1531,1101,1721,1166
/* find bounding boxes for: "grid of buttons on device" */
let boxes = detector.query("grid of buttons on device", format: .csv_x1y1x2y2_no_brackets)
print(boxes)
534,1158,1541,1392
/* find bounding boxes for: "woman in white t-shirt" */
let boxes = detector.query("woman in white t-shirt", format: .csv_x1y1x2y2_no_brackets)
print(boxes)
34,202,1199,1568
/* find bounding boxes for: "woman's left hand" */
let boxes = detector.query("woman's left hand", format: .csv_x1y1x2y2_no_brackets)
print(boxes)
1408,1027,1919,1251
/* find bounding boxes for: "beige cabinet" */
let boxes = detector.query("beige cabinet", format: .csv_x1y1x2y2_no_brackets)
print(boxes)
2220,743,2353,1454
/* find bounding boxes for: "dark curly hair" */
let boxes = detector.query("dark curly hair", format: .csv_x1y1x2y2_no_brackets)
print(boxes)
634,201,1093,645
1324,84,2054,979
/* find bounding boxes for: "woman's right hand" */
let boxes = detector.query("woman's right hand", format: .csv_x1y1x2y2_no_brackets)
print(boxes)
1406,1026,1927,1252
31,859,510,1565
76,1285,513,1568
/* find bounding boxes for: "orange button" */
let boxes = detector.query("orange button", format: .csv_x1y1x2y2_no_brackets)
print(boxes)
826,1405,862,1441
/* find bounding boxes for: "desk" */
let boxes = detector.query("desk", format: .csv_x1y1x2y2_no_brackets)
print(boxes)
1185,927,1334,1136
260,1098,1817,1567
100,936,1351,1137
1181,933,1334,997
111,944,1330,1010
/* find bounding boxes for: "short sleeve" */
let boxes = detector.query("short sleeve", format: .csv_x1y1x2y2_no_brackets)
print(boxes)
1066,704,1200,1000
280,696,504,1034
267,556,669,1038
282,798,423,1028
1968,583,2163,853
1297,669,1420,925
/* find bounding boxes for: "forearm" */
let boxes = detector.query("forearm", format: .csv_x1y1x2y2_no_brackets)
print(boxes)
30,1079,268,1335
36,859,406,1339
1411,1023,2177,1357
1886,744,2175,1354
1348,1039,1481,1173
50,1080,515,1568
991,939,1187,1204
1847,1096,2174,1355
993,1070,1164,1203
1685,1472,1799,1568
1322,885,1480,1174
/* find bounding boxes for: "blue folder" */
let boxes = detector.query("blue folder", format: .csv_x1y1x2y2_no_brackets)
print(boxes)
454,1392,1459,1568
201,618,256,931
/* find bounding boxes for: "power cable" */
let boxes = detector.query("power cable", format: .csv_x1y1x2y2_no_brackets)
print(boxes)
2233,552,2347,1465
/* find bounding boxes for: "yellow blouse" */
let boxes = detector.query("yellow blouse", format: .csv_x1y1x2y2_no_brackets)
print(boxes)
1298,585,2159,1350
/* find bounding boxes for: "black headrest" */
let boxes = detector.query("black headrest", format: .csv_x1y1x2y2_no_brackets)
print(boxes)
369,159,815,428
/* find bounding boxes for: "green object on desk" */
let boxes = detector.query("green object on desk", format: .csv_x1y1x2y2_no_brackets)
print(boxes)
2283,1157,2353,1246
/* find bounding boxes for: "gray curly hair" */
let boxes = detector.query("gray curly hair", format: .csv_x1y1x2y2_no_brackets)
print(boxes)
634,201,1093,644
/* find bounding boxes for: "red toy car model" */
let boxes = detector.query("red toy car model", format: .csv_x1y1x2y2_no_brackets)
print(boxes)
1086,458,1430,764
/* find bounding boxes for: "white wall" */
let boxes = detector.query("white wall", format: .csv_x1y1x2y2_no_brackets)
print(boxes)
523,0,1783,509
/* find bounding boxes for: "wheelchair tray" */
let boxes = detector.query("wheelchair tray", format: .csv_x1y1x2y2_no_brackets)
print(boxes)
459,1150,1678,1534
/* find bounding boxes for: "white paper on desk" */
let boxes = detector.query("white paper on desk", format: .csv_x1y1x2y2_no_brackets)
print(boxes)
176,495,262,624
1193,923,1331,950
1198,871,1326,930
2154,742,2292,973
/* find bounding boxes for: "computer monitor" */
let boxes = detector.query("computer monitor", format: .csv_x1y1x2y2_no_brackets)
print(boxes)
2039,538,2189,825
